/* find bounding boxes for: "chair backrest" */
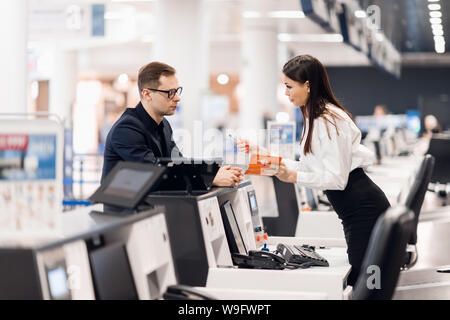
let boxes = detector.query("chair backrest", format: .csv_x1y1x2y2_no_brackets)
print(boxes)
402,154,435,244
427,136,450,184
352,206,414,300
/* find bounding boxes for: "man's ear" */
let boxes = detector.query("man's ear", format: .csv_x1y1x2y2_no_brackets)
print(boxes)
142,89,152,102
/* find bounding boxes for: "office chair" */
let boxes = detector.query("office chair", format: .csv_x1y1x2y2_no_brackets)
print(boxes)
427,136,450,185
352,206,414,300
401,154,435,268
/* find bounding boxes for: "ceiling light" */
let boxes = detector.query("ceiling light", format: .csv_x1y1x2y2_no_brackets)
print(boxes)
375,32,384,42
268,11,305,19
278,33,343,43
434,35,446,43
354,10,367,18
430,17,442,24
428,0,440,2
428,4,441,10
432,29,444,36
429,11,442,18
435,42,445,54
118,73,129,85
217,74,229,85
431,24,443,30
242,11,262,18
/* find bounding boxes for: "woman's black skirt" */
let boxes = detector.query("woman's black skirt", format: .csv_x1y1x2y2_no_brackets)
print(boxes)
324,167,391,286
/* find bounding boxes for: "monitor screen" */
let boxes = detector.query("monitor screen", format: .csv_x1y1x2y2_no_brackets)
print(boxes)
220,201,247,255
249,176,279,218
103,169,153,199
247,190,263,233
46,262,71,300
89,242,138,300
154,158,220,192
89,162,166,209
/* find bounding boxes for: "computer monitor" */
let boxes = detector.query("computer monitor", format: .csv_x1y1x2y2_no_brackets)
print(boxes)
220,201,248,255
89,162,166,209
304,187,318,210
249,176,279,217
155,158,220,193
45,260,71,300
89,242,138,300
247,190,263,233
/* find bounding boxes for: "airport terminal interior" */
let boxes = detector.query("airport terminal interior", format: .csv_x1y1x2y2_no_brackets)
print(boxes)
0,0,450,301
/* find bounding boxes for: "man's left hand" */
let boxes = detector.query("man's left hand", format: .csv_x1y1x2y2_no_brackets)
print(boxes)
213,165,244,187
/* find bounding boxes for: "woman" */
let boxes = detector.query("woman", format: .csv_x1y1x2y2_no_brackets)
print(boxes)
240,55,390,286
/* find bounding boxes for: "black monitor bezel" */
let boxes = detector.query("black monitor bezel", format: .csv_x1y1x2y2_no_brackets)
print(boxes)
220,200,248,255
247,190,263,233
89,161,166,209
88,242,139,300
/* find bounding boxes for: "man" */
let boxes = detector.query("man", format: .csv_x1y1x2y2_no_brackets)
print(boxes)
102,61,243,187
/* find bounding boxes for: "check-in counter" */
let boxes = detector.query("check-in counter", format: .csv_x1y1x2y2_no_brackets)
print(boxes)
146,180,352,299
0,205,177,300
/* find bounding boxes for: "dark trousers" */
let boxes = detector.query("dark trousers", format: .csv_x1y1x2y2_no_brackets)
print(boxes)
324,168,391,286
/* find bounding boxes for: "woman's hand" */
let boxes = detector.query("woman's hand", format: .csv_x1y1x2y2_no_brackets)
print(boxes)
275,161,297,183
212,165,244,187
236,138,269,155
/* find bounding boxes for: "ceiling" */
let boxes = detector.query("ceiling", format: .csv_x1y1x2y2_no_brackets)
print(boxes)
26,0,449,79
357,0,448,53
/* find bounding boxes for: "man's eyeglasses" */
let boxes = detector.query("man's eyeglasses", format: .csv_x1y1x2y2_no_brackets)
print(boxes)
146,87,183,99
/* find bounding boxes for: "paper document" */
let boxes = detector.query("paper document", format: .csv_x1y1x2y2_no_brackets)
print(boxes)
244,154,282,176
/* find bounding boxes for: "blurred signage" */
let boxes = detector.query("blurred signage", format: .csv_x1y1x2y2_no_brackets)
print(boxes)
0,134,56,181
301,0,401,78
0,135,29,151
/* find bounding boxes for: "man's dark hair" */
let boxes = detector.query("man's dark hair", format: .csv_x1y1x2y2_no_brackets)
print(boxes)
138,62,176,98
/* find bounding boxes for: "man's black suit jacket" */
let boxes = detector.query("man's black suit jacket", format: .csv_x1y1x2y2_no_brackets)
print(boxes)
101,102,182,181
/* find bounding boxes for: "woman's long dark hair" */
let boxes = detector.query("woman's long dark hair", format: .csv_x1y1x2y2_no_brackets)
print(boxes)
283,54,353,155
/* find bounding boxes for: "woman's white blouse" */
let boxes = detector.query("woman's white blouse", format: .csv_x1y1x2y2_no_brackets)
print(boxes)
283,105,375,191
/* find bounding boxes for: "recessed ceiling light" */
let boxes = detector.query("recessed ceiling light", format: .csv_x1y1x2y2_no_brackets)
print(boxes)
278,33,343,43
434,35,446,43
242,11,262,18
118,73,129,85
375,32,384,42
430,17,442,24
429,11,442,18
354,10,367,18
432,29,444,36
428,4,441,10
431,24,443,30
435,42,445,54
268,11,305,19
217,74,229,85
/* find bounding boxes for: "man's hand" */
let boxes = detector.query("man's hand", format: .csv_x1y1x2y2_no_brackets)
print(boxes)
213,165,244,187
275,161,297,183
